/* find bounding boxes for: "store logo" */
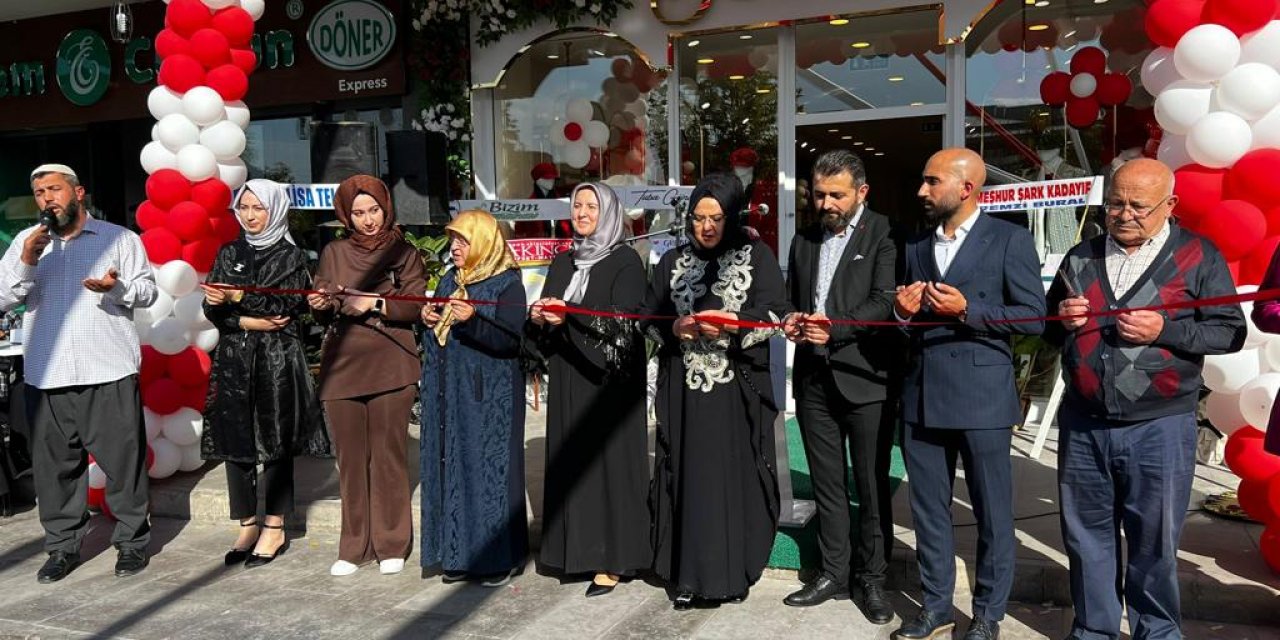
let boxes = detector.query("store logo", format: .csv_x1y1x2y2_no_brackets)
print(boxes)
56,29,111,106
308,0,396,71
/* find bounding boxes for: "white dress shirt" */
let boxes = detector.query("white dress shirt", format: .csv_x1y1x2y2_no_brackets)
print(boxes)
814,204,864,314
934,211,980,277
0,216,157,389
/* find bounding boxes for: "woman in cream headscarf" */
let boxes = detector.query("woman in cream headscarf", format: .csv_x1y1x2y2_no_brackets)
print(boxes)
419,209,528,587
201,179,327,568
527,182,651,597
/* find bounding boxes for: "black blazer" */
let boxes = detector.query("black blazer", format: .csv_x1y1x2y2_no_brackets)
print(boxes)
787,208,898,405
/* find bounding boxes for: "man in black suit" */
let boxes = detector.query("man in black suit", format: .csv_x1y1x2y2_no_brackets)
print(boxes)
893,148,1045,640
782,150,897,625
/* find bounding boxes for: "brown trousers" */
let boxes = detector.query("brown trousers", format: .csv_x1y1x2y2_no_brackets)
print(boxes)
324,384,415,564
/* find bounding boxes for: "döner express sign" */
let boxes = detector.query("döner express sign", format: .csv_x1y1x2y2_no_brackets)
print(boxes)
308,0,397,71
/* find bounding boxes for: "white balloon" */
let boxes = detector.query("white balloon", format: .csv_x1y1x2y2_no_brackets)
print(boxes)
550,122,568,146
1156,134,1193,171
1238,285,1268,349
157,261,199,297
172,291,207,326
151,124,161,142
1239,372,1280,428
583,120,610,147
1264,337,1280,372
566,98,594,123
199,120,248,161
135,316,152,344
189,320,220,351
201,0,238,9
136,289,174,324
1140,47,1183,97
1153,80,1213,135
224,100,251,129
156,113,200,152
88,463,107,489
178,443,205,472
1252,102,1280,149
149,318,191,355
140,141,179,175
177,144,218,182
218,159,248,190
1174,24,1242,82
1204,349,1261,393
144,408,164,442
148,437,181,479
563,142,591,169
1186,111,1253,169
1070,73,1098,99
1206,391,1249,435
1216,63,1280,121
182,86,226,127
1240,20,1280,72
241,0,265,21
147,86,185,120
162,408,203,446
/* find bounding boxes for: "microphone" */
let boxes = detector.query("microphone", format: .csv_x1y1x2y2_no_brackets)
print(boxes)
38,207,58,233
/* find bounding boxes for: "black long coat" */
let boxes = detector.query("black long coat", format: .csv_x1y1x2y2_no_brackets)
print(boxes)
201,239,328,464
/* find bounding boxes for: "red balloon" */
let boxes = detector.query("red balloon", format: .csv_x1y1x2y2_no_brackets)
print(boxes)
230,48,258,75
1145,0,1208,48
1199,200,1267,261
1240,236,1280,285
209,211,242,244
158,54,206,93
141,346,170,388
1266,206,1280,236
1040,72,1072,106
166,201,213,242
143,377,185,416
1204,0,1277,37
87,486,105,510
1070,46,1108,76
1227,259,1242,283
100,498,115,520
168,347,212,387
564,122,583,142
212,7,255,47
166,0,213,38
1226,427,1280,482
183,380,209,413
1096,73,1132,106
1066,97,1101,129
183,238,222,273
141,228,183,265
1262,526,1280,573
155,29,192,60
1172,164,1226,227
1239,477,1279,523
188,28,231,69
146,169,192,210
1224,149,1280,209
136,200,167,232
205,64,249,102
191,179,232,214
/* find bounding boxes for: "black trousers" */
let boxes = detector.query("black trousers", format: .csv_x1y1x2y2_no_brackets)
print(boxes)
27,376,150,553
225,457,295,520
796,369,894,586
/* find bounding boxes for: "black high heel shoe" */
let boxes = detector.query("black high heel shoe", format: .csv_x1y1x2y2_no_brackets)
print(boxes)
224,519,259,566
673,592,696,611
244,523,288,568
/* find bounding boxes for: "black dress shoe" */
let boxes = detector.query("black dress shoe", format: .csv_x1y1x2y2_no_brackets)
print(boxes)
225,518,259,566
441,571,468,583
36,551,80,583
894,610,955,640
963,618,999,640
115,548,149,577
672,592,695,611
783,576,848,607
854,581,895,625
244,523,288,568
585,582,615,597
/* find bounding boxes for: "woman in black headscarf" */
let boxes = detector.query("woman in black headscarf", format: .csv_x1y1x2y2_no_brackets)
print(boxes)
528,182,651,597
645,172,789,609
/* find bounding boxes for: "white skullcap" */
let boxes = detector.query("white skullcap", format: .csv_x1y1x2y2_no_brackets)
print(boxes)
31,164,78,180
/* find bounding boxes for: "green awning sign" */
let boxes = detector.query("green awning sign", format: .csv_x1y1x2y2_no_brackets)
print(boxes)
56,29,111,107
307,0,396,72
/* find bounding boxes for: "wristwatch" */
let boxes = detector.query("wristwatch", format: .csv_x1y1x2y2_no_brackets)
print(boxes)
373,298,385,315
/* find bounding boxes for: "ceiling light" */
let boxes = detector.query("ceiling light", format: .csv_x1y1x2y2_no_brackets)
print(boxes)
1024,0,1035,4
874,152,885,156
851,41,871,49
827,128,839,132
700,102,711,109
739,34,753,40
853,141,864,146
742,117,750,124
910,102,924,106
830,18,850,26
546,54,559,59
1094,0,1109,3
801,142,808,148
697,58,715,64
688,40,701,47
841,135,852,140
1028,24,1050,31
729,75,745,80
864,147,876,151
888,76,904,82
756,88,772,94
1035,1,1050,6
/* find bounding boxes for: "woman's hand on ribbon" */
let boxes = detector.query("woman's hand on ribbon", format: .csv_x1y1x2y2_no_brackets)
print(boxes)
538,298,567,326
307,289,336,312
421,304,443,328
802,312,832,345
449,299,475,323
1059,296,1090,331
240,316,290,332
674,315,700,342
201,283,242,306
782,313,805,343
336,286,377,316
694,310,738,339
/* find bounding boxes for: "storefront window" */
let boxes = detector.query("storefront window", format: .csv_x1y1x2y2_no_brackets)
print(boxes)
795,9,946,114
493,30,668,223
677,28,780,254
244,108,404,184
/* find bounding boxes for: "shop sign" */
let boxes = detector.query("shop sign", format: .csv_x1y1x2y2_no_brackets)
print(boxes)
308,0,397,71
978,176,1104,213
55,29,111,107
508,239,572,266
286,183,340,209
450,186,694,222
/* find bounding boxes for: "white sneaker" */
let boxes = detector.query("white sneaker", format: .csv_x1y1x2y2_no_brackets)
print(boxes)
379,558,405,575
330,560,359,576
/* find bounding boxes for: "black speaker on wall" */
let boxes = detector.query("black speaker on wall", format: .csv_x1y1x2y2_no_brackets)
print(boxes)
310,121,378,184
386,130,449,225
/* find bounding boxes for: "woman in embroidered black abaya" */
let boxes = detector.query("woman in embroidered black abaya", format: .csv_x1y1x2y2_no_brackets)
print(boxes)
528,182,651,597
646,173,788,608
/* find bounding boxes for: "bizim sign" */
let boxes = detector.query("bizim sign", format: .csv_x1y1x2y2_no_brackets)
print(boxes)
308,0,396,71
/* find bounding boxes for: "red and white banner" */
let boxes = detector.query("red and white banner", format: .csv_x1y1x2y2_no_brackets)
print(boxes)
508,238,571,266
978,176,1105,213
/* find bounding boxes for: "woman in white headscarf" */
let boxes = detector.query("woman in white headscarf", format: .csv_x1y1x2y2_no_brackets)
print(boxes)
528,182,652,597
201,179,327,569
